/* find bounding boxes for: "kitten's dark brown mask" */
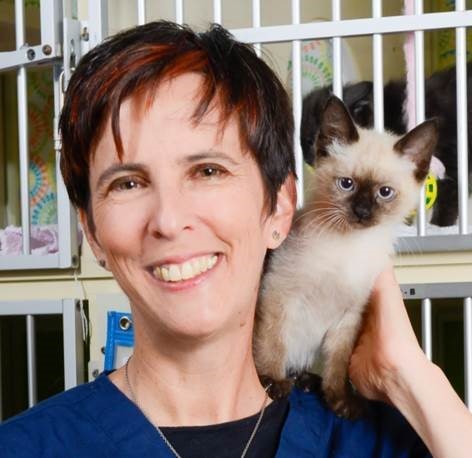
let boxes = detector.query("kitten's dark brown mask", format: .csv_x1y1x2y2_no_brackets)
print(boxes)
302,96,438,233
336,175,395,229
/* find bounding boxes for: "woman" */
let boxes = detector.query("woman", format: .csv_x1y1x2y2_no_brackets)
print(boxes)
0,21,471,457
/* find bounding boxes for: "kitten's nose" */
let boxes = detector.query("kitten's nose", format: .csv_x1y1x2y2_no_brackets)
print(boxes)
353,204,371,221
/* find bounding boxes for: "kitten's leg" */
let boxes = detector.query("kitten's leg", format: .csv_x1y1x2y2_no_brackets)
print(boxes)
430,177,458,227
253,298,293,398
321,308,365,419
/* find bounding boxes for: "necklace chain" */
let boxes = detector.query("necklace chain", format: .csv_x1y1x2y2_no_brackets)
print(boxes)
124,357,270,458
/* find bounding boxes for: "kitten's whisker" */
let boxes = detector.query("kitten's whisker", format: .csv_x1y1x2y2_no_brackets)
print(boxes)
297,201,349,238
302,212,341,238
326,214,344,234
299,216,329,238
305,209,344,230
294,207,339,224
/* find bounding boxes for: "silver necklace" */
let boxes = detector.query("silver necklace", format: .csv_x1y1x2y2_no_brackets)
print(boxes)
125,357,270,458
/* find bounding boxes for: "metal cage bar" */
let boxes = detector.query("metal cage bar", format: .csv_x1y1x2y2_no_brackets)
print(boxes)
252,0,261,57
331,0,342,98
465,297,472,410
137,0,146,25
213,0,222,24
15,0,31,255
26,315,37,407
413,0,426,126
87,0,108,48
175,0,184,24
414,0,427,236
421,298,433,360
372,0,384,131
62,300,85,389
456,0,469,235
291,0,303,208
54,62,78,270
40,0,62,53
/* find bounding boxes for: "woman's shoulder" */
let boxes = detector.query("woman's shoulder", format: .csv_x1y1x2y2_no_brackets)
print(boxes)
1,372,109,424
0,373,121,457
280,372,431,457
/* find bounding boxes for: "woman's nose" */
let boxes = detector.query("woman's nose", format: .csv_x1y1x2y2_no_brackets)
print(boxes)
147,187,192,239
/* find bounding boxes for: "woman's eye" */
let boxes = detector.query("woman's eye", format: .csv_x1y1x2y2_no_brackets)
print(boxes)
336,177,355,192
377,186,396,201
202,167,219,177
193,164,228,179
111,178,143,192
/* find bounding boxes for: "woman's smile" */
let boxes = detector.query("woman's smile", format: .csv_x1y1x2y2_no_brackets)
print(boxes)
148,252,221,291
153,253,218,282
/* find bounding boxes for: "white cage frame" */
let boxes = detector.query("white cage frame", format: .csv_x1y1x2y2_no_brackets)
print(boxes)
0,0,470,271
0,0,79,270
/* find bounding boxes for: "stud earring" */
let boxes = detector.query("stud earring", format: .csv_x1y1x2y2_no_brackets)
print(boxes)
272,230,280,241
98,259,107,269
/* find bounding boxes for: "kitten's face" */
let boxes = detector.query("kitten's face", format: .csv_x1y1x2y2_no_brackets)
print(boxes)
309,130,421,231
304,96,437,233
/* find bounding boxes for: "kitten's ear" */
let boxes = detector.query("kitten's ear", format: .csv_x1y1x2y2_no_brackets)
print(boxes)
343,81,374,127
315,95,359,161
301,86,332,166
393,119,438,182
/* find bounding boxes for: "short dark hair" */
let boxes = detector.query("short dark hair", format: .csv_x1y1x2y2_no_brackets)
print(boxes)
59,21,295,213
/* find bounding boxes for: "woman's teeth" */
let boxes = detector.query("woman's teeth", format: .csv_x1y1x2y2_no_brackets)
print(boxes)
153,255,218,282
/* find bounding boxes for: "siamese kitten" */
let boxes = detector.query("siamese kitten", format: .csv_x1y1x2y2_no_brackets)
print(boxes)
254,96,437,418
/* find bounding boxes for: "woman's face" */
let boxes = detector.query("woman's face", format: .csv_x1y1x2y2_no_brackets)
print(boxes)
84,73,292,341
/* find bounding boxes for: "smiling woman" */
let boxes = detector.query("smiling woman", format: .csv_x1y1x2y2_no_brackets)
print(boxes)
0,20,471,458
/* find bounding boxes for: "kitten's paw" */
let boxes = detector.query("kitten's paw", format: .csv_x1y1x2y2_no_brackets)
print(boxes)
260,375,294,399
294,371,322,393
323,383,365,419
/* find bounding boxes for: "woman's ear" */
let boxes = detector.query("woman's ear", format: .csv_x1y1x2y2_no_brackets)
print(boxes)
267,174,297,249
78,208,108,268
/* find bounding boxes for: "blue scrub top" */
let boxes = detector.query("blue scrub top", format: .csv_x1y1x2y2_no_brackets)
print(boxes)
0,372,430,457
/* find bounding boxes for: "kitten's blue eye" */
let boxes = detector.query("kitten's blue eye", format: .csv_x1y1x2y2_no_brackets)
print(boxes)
336,177,355,192
378,186,396,201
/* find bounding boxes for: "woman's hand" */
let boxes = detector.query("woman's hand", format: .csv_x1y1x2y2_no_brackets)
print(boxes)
349,266,427,404
349,266,472,458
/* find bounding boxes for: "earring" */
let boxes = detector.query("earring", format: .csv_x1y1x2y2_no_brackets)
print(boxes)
272,230,280,241
98,259,107,269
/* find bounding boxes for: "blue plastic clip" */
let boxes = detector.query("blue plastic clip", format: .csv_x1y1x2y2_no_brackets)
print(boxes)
104,311,134,370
